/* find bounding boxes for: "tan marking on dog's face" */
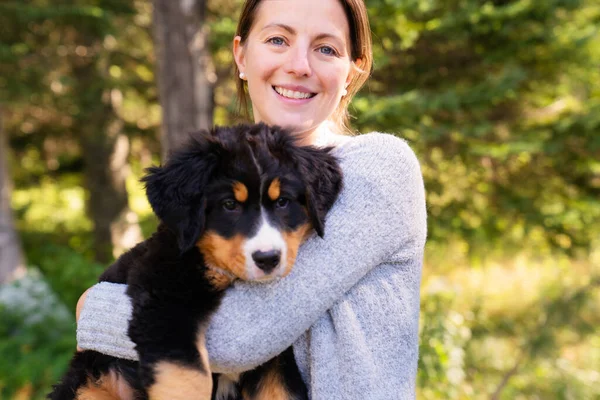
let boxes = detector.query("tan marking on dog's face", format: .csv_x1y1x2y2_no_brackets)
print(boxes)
197,232,247,281
243,367,291,400
233,181,248,203
268,178,281,201
148,362,212,400
281,223,311,277
76,371,135,400
205,269,233,290
76,385,118,400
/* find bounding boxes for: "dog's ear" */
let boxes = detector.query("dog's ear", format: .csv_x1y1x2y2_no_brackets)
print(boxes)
264,125,343,237
142,131,219,253
294,146,343,237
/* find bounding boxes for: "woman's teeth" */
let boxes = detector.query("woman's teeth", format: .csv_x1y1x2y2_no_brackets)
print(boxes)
273,86,315,99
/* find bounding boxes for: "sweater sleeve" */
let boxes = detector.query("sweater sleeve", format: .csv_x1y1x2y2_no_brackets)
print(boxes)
77,133,427,374
77,281,138,360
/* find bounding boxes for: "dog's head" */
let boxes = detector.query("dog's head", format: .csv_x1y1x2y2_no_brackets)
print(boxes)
142,123,342,286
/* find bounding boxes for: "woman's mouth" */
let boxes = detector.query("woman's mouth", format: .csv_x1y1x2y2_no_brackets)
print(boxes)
272,86,317,100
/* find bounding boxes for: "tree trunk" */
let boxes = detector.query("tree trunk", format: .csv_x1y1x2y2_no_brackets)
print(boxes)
152,0,215,161
0,109,26,284
73,46,142,263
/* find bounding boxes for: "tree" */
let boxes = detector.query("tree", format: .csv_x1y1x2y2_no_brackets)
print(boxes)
0,110,25,284
70,28,143,263
0,2,146,263
152,0,215,160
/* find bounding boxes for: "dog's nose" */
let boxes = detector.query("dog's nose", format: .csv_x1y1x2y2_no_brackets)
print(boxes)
252,250,281,274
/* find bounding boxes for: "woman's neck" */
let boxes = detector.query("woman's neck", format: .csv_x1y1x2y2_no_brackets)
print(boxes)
291,121,349,147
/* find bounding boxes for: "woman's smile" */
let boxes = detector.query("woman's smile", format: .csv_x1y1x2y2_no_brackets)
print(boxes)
272,84,318,104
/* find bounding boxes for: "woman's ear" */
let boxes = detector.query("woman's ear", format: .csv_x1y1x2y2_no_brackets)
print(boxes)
233,36,246,76
347,57,364,86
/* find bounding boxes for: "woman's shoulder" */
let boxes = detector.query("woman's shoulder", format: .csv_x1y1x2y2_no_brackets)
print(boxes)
330,131,427,242
335,132,422,176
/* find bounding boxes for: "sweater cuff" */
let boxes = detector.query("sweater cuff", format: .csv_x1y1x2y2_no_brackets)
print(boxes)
76,281,138,361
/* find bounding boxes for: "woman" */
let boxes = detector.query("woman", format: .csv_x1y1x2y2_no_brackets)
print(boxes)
77,0,427,398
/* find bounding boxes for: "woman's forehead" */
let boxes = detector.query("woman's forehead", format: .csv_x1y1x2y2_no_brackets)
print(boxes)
251,0,351,42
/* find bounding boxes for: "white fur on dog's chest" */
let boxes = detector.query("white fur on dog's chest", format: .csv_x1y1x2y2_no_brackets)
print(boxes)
214,373,240,400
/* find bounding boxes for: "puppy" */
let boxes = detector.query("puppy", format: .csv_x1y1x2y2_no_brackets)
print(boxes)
49,123,342,400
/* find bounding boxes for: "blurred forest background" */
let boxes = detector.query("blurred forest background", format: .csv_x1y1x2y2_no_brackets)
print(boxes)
0,0,599,398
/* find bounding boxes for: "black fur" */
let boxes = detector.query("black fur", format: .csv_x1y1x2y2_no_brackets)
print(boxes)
48,123,342,400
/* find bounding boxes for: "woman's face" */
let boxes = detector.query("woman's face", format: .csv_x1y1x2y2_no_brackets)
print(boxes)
234,0,354,138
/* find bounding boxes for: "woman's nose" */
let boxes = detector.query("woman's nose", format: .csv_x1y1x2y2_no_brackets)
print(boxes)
285,45,312,77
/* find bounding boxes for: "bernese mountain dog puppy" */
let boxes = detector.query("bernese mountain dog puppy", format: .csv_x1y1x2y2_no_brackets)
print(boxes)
49,123,342,400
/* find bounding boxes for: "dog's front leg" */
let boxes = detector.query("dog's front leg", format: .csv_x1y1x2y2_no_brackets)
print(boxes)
128,289,215,400
140,330,212,400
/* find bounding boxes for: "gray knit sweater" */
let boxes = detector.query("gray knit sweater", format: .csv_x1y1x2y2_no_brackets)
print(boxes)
77,132,427,400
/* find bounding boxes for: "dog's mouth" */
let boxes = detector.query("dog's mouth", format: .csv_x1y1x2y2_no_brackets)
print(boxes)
272,86,317,100
204,260,288,287
205,264,237,280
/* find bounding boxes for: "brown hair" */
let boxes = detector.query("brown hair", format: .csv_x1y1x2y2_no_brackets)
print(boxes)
234,0,373,134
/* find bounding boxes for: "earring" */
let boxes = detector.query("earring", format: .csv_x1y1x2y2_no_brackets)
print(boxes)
239,72,246,80
342,88,348,96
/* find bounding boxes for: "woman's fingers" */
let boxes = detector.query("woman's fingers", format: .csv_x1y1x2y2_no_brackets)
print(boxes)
75,287,92,351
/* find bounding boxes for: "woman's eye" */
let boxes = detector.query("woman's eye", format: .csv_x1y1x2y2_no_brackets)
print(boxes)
275,197,290,209
267,37,285,46
318,46,337,56
222,199,238,211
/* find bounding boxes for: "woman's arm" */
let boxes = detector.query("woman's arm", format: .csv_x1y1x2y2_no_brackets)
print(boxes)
77,281,138,360
206,134,426,372
77,133,427,373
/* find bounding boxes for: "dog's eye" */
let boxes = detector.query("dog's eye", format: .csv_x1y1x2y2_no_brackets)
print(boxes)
222,199,239,211
275,197,289,209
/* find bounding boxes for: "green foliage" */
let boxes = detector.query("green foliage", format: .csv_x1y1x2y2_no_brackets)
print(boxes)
419,252,600,399
0,271,76,400
357,0,600,257
28,244,105,311
418,291,471,399
1,0,159,191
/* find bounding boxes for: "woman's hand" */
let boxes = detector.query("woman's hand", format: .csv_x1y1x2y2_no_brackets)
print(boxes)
75,288,92,351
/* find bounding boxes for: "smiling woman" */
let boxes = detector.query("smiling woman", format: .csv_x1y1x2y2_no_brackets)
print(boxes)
75,1,427,399
234,0,372,139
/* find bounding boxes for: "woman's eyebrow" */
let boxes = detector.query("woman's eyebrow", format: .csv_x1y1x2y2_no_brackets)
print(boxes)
314,33,344,44
261,23,296,34
261,23,345,43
